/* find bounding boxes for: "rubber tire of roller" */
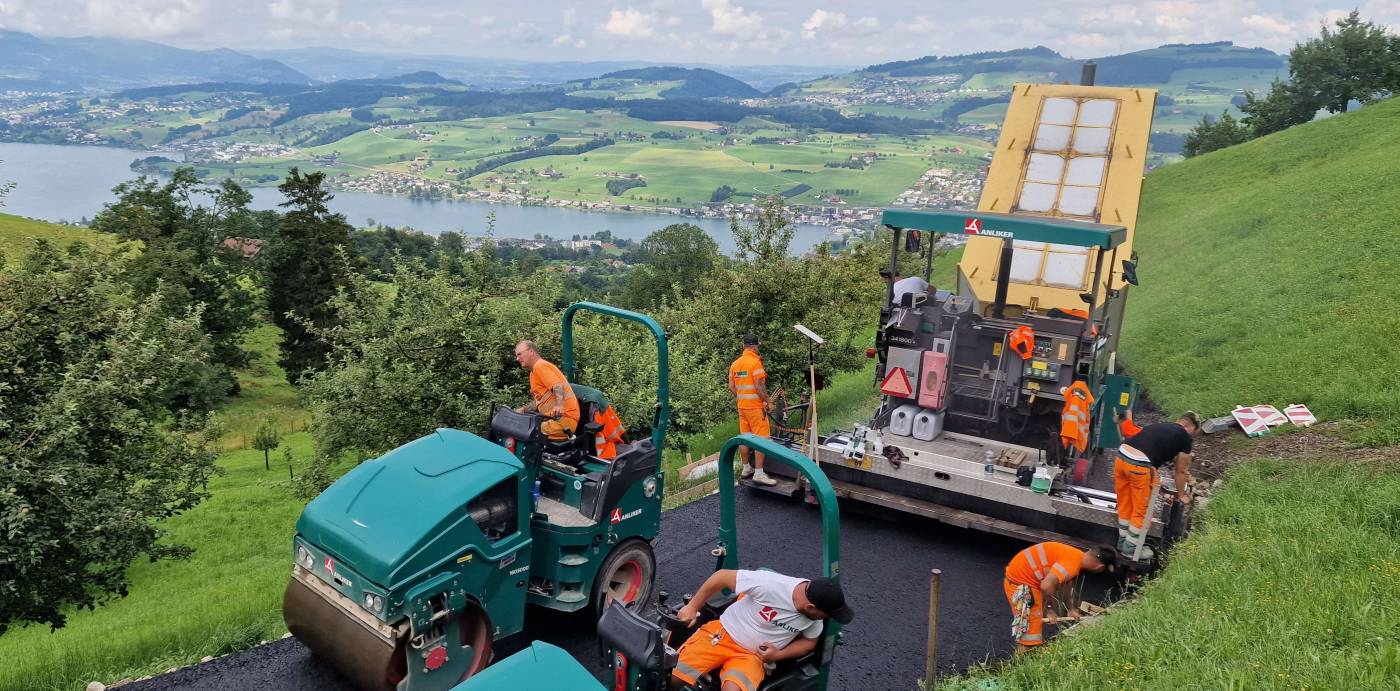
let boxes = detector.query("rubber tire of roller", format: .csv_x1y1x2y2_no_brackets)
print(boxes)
592,539,656,615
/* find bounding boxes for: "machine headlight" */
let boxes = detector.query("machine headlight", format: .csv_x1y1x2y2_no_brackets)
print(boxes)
362,592,384,612
643,476,658,498
297,545,313,568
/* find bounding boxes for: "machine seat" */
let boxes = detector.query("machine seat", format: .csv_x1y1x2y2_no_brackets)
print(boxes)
598,601,675,673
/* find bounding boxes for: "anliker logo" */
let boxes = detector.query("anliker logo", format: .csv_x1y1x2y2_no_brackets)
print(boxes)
964,217,1014,239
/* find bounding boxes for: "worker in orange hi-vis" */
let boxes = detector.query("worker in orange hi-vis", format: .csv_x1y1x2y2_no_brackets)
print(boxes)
1113,408,1202,559
513,340,581,441
1003,541,1113,652
729,334,776,486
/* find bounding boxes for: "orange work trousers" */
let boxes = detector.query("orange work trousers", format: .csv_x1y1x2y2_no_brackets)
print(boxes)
1114,455,1156,537
1002,578,1043,647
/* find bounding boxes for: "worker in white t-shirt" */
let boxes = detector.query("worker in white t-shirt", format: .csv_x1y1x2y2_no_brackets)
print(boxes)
669,569,854,691
890,272,930,306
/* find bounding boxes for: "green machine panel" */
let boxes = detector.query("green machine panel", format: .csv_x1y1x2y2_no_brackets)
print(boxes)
1094,373,1139,450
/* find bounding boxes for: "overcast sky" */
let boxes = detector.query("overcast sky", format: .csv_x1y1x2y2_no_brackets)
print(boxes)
2,0,1397,65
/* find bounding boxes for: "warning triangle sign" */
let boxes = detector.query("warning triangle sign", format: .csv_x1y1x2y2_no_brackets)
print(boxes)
881,367,913,398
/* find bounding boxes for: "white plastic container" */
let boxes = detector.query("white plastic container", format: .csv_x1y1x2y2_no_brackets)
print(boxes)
889,404,920,437
912,409,944,441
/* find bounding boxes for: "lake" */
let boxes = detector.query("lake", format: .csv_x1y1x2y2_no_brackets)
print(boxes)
0,142,834,254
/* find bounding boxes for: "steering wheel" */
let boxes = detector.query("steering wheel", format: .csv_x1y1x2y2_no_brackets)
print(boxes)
942,294,974,315
654,592,694,636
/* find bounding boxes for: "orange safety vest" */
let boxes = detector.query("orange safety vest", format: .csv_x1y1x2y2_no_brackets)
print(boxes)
1060,380,1094,454
593,404,626,460
1005,541,1085,588
1008,326,1035,360
729,350,767,411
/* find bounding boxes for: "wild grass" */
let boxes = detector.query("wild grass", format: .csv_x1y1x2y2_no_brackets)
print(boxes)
938,457,1400,690
1121,96,1400,445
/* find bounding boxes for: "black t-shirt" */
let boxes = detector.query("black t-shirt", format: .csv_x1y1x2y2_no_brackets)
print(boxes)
1125,423,1193,467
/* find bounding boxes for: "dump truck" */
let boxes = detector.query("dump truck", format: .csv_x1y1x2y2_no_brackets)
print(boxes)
760,70,1190,558
282,302,671,690
452,435,846,691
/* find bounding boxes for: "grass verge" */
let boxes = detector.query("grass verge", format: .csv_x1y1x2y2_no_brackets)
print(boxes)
939,457,1400,690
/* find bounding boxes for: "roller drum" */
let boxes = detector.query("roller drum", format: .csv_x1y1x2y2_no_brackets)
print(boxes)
283,576,405,691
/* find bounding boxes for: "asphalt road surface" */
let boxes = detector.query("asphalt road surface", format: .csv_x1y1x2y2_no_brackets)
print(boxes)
128,488,1114,691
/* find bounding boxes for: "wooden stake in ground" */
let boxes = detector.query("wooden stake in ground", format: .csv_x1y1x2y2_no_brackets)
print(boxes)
926,568,942,686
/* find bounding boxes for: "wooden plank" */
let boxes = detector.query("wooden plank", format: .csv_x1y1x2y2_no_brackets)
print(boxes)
828,479,1095,548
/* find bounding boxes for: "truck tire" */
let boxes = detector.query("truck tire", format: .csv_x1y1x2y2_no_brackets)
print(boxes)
592,539,655,614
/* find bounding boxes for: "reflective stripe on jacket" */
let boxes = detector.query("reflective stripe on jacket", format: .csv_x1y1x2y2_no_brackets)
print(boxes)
729,351,767,411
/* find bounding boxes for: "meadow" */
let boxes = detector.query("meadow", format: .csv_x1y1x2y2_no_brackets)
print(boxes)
1122,95,1400,444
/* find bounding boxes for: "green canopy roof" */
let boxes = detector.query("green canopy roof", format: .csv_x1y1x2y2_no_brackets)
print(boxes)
880,208,1128,249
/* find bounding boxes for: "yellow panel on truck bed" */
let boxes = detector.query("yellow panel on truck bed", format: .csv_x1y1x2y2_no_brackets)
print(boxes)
958,83,1156,314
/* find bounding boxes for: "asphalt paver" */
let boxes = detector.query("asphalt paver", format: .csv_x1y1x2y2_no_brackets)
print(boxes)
128,487,1112,691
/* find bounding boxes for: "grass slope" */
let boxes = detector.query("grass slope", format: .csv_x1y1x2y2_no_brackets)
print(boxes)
947,457,1400,690
0,213,108,259
1122,96,1400,444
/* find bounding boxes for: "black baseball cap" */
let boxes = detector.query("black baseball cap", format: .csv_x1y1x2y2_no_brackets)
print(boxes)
806,578,854,624
742,333,760,346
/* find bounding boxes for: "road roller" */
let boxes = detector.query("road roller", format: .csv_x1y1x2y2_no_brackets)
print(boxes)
450,435,847,691
283,302,672,690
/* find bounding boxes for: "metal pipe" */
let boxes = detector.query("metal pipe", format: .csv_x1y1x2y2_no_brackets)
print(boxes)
1081,61,1097,86
925,568,942,686
991,239,1013,318
886,225,901,306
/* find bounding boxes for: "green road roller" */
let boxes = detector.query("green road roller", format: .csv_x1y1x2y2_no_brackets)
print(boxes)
282,302,670,690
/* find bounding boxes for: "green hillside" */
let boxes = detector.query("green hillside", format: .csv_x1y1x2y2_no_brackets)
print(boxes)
0,213,108,258
1123,96,1400,443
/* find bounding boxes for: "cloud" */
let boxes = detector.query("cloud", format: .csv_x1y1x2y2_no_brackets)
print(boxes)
83,0,210,38
1241,13,1294,34
702,0,765,38
601,7,661,39
800,8,879,40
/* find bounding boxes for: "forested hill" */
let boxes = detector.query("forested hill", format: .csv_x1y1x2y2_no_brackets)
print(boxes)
594,66,765,98
860,41,1285,85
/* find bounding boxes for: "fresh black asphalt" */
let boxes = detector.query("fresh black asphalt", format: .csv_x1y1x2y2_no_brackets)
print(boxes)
126,488,1115,691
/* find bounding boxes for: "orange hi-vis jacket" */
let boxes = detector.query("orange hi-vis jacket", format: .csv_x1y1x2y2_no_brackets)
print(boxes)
1008,326,1035,360
1060,380,1094,454
729,350,767,411
1005,541,1085,589
530,359,580,424
593,404,626,460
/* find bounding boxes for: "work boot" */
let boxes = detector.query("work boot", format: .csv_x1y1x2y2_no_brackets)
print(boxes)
751,469,778,486
741,464,755,480
1119,537,1153,561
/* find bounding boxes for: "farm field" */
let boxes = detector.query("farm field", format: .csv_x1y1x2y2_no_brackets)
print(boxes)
219,108,991,209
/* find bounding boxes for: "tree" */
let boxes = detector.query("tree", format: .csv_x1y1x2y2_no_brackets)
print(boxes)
1239,79,1324,137
0,243,219,633
90,169,258,408
1289,11,1397,113
253,418,282,470
266,168,356,383
304,258,561,460
730,197,794,264
1183,111,1252,157
621,223,721,310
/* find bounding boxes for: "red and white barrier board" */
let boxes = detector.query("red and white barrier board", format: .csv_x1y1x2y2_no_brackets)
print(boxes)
1231,406,1270,437
1284,404,1316,427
